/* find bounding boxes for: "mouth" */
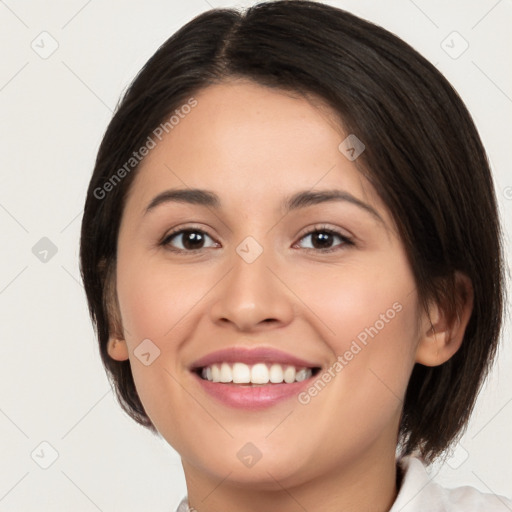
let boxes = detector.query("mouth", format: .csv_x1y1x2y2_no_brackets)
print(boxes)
188,346,324,409
189,362,322,410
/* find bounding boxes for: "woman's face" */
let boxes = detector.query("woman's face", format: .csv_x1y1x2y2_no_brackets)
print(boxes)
110,80,428,490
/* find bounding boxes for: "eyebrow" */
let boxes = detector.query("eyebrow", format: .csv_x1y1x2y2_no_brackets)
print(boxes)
144,188,385,225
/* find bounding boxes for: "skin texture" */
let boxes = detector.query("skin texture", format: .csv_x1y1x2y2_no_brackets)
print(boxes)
107,80,473,512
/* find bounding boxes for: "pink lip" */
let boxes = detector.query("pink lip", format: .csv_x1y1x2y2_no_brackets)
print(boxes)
190,371,316,410
189,346,320,370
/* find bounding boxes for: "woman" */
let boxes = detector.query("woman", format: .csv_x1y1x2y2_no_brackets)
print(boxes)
80,2,511,510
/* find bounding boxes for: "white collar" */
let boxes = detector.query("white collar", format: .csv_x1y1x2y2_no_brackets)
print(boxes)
390,455,511,511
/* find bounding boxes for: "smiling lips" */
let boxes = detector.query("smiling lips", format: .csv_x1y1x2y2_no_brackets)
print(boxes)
189,346,322,409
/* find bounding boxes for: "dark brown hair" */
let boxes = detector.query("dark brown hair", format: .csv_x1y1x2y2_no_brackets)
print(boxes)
79,0,505,463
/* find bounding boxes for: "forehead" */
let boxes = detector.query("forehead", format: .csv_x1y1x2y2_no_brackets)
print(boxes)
124,80,390,225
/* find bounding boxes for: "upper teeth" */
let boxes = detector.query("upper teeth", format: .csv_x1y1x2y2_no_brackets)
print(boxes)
200,363,313,384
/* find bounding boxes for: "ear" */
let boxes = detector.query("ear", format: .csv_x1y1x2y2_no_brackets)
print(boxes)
415,272,474,367
107,337,129,361
101,260,129,361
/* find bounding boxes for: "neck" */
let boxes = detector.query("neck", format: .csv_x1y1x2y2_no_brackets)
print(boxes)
181,444,398,512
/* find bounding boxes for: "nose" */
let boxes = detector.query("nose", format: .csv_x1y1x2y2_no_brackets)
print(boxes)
208,241,295,332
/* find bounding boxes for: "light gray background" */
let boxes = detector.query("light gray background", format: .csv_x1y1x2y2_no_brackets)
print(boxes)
0,1,511,510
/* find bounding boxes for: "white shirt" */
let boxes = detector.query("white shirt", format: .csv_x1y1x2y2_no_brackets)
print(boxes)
175,456,512,511
390,456,511,511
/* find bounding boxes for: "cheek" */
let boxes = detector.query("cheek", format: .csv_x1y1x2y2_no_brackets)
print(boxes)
114,253,219,417
114,254,212,445
296,255,420,422
116,253,210,341
282,262,421,466
293,254,419,357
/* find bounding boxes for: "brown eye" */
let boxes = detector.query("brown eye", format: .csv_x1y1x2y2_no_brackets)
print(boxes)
162,229,217,252
296,227,353,253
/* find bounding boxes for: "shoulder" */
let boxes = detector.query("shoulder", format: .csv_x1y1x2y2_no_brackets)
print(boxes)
390,456,512,512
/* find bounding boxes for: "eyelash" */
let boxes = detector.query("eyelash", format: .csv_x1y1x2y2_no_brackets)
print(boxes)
159,224,354,254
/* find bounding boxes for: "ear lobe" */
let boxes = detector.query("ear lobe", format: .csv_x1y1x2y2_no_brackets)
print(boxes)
415,272,474,367
107,337,129,361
